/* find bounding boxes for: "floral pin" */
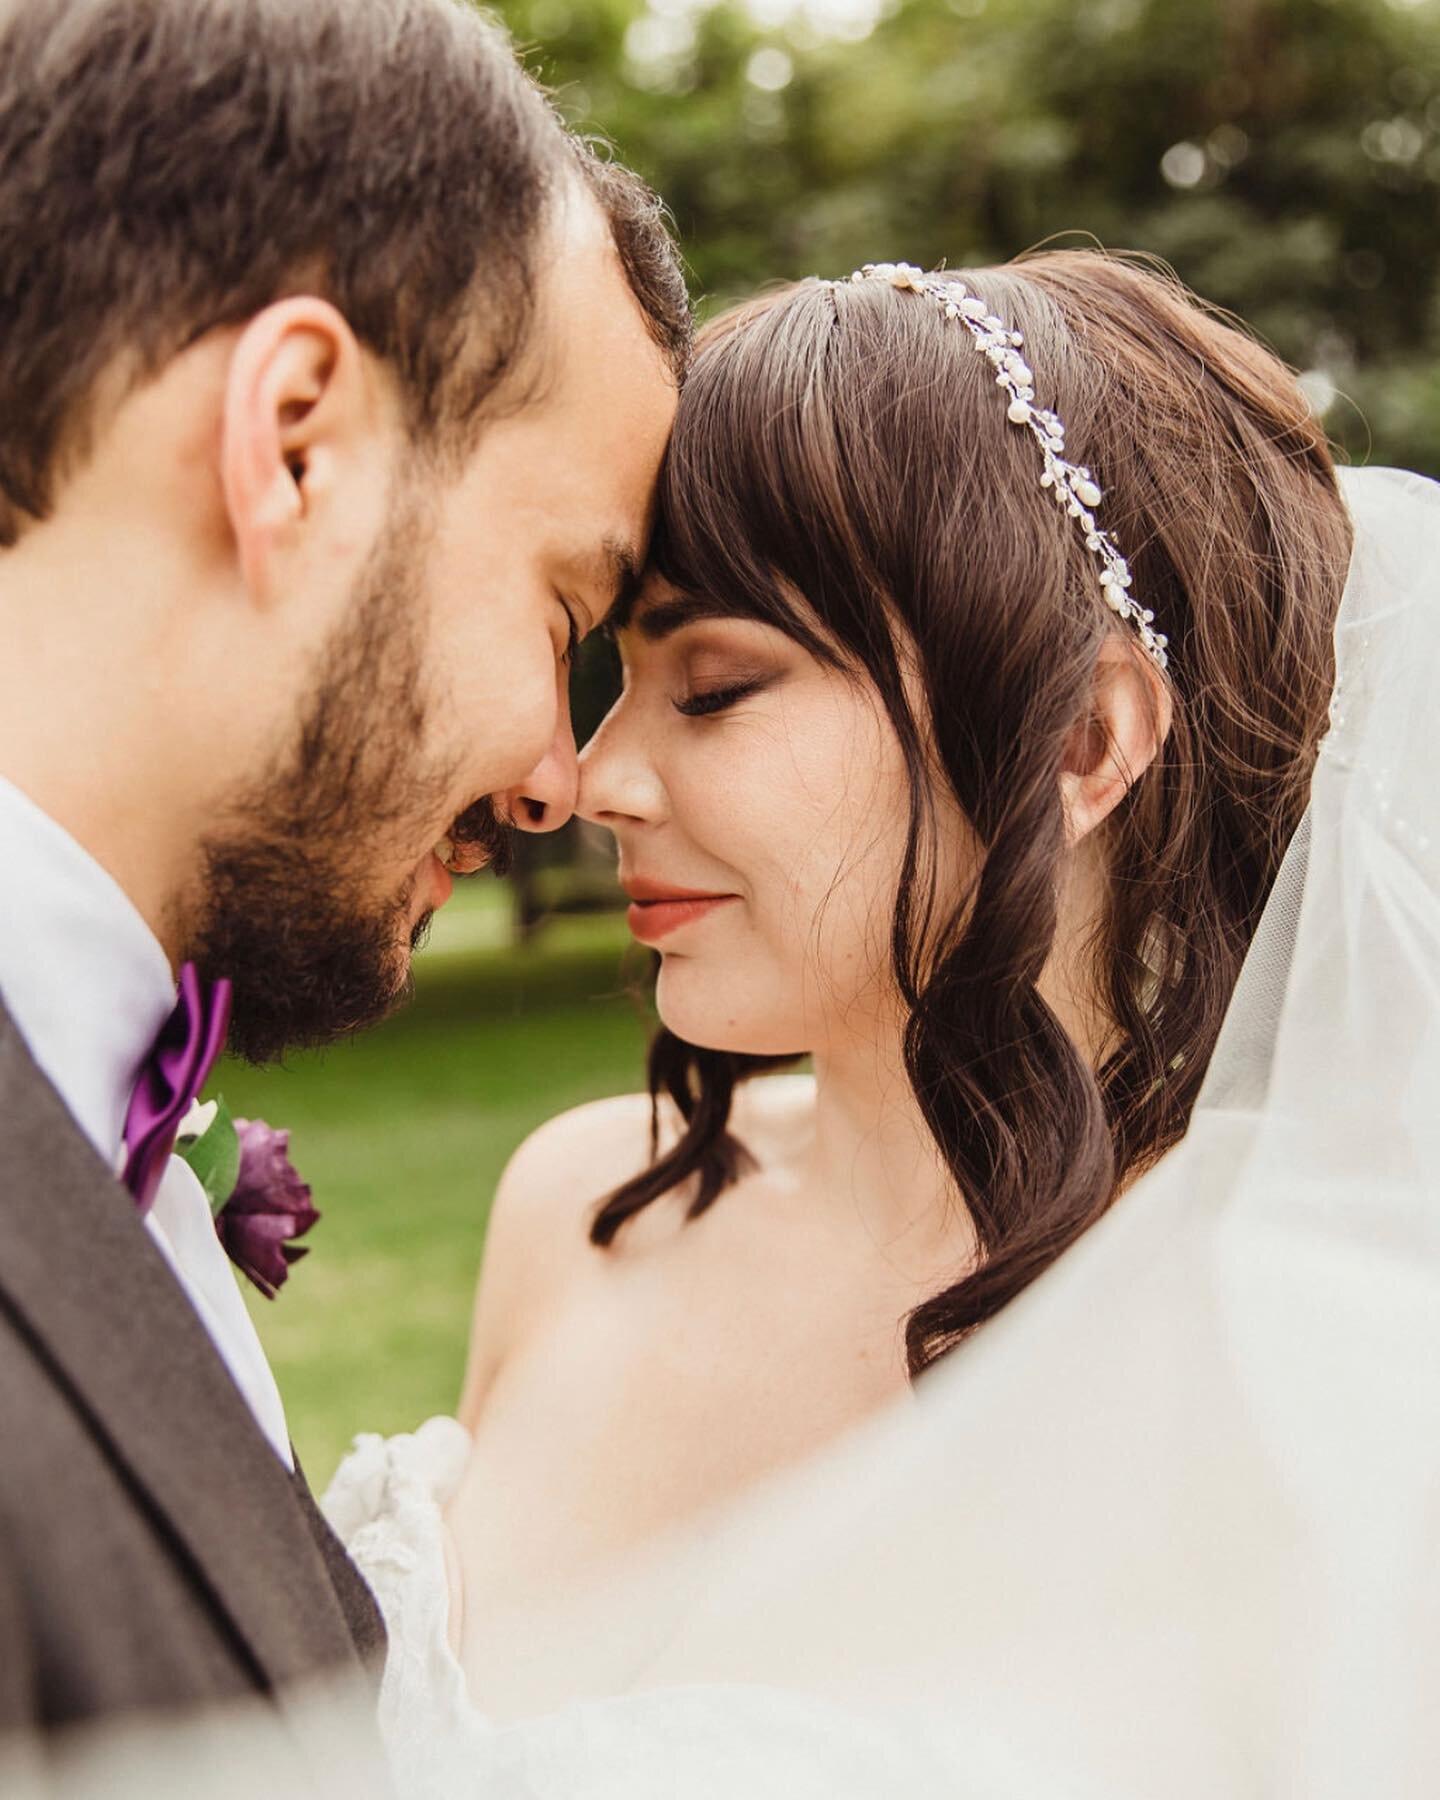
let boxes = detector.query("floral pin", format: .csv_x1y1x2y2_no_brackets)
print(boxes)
175,1099,320,1298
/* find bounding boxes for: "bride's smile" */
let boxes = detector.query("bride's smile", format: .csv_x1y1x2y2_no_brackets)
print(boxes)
620,877,740,944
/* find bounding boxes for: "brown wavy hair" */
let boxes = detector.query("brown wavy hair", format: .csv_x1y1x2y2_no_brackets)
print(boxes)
591,251,1353,1376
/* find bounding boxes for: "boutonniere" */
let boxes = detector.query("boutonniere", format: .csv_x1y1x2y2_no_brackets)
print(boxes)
175,1099,321,1299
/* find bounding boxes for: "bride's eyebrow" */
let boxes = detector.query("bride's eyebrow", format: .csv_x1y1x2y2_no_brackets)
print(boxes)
616,592,747,643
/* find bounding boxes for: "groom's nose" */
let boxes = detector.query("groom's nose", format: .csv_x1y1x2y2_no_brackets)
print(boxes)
499,680,579,834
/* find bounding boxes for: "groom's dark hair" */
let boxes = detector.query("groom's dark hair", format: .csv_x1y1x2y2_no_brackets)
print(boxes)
0,0,690,547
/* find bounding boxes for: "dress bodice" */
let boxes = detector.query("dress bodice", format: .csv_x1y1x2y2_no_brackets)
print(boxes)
324,1419,953,1798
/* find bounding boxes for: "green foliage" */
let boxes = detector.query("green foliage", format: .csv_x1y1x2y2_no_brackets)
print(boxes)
497,0,1440,471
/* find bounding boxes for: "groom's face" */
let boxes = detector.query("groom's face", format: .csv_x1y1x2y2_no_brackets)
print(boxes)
195,193,678,1061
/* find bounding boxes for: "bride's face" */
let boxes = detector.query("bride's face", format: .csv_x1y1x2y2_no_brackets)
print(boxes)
577,583,933,1056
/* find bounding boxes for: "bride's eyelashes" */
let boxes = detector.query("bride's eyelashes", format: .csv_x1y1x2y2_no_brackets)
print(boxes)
672,675,770,718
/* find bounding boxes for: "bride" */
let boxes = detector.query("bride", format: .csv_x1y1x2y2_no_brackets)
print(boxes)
325,252,1438,1790
437,249,1349,1688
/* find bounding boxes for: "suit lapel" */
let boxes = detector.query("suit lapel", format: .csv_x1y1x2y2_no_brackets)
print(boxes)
0,1000,364,1690
290,1456,387,1671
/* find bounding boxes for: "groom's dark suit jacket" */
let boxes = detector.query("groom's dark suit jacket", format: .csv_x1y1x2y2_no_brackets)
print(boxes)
0,997,385,1735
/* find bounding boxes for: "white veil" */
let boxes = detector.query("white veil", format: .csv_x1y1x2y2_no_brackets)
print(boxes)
485,463,1440,1797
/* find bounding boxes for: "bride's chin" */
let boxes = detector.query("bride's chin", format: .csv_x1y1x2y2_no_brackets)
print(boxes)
654,973,805,1059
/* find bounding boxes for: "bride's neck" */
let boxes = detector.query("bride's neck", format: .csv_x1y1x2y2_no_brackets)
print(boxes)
806,1023,973,1267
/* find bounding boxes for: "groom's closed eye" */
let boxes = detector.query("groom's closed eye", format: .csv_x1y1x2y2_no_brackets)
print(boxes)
555,596,582,666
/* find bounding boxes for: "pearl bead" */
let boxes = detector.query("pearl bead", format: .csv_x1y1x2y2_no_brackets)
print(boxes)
1075,478,1103,509
1007,399,1032,424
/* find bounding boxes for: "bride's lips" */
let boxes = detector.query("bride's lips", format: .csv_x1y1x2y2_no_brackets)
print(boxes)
623,876,739,945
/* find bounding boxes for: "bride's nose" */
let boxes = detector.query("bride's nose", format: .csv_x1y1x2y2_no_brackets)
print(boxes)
576,698,664,828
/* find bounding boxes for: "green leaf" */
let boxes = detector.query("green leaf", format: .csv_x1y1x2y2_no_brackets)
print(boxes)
178,1095,242,1218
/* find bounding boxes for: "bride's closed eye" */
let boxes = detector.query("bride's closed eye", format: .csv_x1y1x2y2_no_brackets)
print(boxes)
672,675,770,718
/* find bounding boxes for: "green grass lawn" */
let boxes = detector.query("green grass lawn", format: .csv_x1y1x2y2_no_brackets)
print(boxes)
215,885,651,1485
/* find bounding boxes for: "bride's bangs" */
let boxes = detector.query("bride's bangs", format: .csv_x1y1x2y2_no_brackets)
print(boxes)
650,281,871,666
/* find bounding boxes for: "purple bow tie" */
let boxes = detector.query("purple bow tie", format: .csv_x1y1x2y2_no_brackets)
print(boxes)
122,963,232,1217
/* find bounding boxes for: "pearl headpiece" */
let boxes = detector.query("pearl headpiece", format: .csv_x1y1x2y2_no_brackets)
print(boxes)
838,262,1169,672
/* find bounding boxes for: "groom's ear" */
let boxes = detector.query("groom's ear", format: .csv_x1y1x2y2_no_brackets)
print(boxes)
1059,636,1173,844
219,297,390,604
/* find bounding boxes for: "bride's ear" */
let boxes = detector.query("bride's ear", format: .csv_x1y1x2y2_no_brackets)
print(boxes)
1059,635,1173,844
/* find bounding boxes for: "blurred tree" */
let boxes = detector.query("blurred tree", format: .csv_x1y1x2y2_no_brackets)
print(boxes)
495,0,1440,473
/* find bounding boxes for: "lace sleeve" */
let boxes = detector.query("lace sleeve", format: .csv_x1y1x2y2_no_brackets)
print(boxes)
323,1416,489,1779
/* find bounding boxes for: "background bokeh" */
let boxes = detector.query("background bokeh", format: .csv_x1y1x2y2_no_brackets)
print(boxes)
523,0,1440,473
237,0,1440,1482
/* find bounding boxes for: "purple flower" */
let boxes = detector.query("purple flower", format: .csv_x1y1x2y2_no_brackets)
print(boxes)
216,1118,320,1299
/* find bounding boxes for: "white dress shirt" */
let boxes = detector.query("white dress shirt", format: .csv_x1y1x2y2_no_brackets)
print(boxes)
0,775,293,1468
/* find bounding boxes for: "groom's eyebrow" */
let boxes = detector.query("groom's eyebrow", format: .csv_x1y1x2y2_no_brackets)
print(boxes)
590,537,644,628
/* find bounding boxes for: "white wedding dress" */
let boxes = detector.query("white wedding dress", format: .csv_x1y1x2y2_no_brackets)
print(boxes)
323,465,1440,1800
323,1419,952,1797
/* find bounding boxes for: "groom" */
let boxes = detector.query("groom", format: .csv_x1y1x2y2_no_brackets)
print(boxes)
0,0,685,1736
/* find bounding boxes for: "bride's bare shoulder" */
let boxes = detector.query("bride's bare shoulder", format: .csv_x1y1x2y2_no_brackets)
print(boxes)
458,1092,671,1422
458,1074,817,1424
492,1069,815,1247
486,1092,663,1269
502,1090,663,1212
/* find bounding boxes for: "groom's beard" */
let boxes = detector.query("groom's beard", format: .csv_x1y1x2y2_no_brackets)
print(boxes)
189,496,508,1065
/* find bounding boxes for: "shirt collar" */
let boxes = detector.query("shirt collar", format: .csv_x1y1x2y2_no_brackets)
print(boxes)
0,776,176,1166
